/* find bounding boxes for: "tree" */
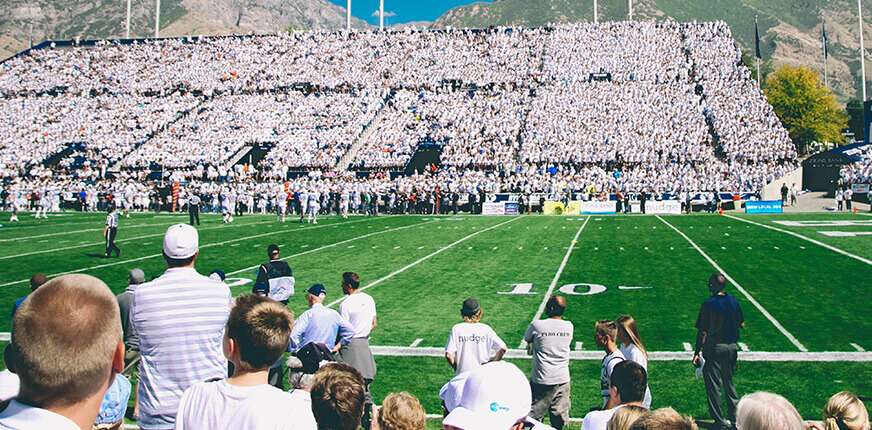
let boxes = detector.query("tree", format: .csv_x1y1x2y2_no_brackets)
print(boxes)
764,65,847,155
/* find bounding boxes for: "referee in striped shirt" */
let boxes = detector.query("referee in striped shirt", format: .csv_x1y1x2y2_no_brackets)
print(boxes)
104,204,120,258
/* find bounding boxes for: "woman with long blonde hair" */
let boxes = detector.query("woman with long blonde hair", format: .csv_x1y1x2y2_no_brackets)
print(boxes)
821,391,870,430
616,315,651,408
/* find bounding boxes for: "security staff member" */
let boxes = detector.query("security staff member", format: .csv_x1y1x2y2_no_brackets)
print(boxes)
252,244,295,305
188,191,201,226
104,204,121,258
693,273,744,430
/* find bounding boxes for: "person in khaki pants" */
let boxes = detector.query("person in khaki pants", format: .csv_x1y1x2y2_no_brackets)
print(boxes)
523,296,573,430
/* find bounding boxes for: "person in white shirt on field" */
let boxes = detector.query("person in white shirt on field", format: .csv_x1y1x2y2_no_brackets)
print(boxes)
445,298,507,376
595,319,626,409
338,272,378,430
0,274,125,430
616,315,652,409
581,361,649,430
175,294,315,430
523,295,574,430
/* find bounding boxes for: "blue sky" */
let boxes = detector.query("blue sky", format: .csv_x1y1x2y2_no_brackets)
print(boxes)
327,0,493,25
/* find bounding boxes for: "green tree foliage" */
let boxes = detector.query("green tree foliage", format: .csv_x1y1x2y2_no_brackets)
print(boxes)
764,65,847,154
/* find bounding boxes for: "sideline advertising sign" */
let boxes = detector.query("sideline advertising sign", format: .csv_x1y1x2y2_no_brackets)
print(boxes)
504,202,520,215
631,200,681,215
745,200,783,214
851,184,870,194
580,201,617,215
482,202,506,215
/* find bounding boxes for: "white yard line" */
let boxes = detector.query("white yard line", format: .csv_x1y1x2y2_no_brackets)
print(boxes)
519,217,590,349
723,214,871,266
225,220,437,277
326,217,522,308
0,219,203,243
656,216,808,352
0,219,277,260
368,346,872,362
0,218,379,288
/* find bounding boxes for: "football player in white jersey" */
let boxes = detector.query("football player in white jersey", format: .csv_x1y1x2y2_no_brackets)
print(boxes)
299,190,309,224
307,191,320,224
276,187,288,223
340,188,350,219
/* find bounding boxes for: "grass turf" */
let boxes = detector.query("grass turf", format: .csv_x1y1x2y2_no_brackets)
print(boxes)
0,211,870,424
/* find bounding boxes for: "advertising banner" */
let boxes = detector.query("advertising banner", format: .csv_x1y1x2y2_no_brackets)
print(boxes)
631,200,681,215
504,202,520,215
543,201,566,215
745,200,783,214
482,202,506,215
851,184,870,194
580,201,617,215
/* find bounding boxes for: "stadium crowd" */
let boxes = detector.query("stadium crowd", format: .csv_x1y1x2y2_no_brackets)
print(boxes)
0,21,800,198
1,225,869,430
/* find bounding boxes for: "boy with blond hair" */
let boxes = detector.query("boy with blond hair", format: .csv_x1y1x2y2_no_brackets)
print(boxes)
175,294,314,429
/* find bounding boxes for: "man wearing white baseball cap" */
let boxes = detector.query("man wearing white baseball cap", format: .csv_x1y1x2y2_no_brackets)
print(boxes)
131,224,231,430
443,361,555,430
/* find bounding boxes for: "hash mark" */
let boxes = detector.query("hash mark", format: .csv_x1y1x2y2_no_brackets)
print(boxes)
409,338,423,348
850,343,866,352
738,343,750,352
682,342,693,352
393,246,401,250
574,342,584,351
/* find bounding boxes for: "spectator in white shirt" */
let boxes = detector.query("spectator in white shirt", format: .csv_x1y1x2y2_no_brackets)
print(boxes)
616,315,652,409
0,274,124,430
131,224,231,430
596,319,626,408
338,272,378,430
524,295,574,429
582,361,649,430
175,294,314,430
445,298,507,376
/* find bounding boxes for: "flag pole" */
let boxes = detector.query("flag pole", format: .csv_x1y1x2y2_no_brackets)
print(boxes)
346,0,352,31
379,0,384,30
126,0,132,38
629,0,633,20
860,0,867,101
154,0,160,38
594,0,598,24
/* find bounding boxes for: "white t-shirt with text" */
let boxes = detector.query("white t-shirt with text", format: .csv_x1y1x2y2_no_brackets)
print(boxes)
445,322,507,375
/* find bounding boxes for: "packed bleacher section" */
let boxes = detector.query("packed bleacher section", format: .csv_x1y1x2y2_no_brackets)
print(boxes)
0,21,798,198
840,144,872,186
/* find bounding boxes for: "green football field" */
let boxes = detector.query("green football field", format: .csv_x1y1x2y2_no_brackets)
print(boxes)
0,211,870,427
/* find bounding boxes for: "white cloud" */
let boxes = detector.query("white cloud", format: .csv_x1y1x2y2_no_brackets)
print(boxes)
371,9,397,18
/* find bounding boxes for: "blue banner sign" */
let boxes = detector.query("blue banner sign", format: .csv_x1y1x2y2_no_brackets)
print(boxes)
745,200,783,214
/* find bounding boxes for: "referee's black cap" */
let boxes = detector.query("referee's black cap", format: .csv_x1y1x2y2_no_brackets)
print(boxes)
267,244,280,257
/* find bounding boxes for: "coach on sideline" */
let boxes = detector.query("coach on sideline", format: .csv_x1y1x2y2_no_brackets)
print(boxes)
693,273,745,430
132,224,231,430
0,274,124,430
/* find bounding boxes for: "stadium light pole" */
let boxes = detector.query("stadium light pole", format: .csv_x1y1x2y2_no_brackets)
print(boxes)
860,0,867,101
154,0,161,38
594,0,598,24
379,0,384,31
346,0,352,31
629,0,633,21
126,0,132,38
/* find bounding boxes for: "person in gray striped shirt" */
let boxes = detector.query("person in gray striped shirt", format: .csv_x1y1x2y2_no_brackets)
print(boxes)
131,224,231,430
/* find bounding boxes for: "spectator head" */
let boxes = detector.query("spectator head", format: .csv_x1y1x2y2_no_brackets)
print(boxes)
460,298,482,323
162,224,199,268
822,391,870,430
341,272,361,295
595,319,618,348
225,294,294,372
128,268,145,286
616,315,647,357
608,405,648,430
311,363,366,430
544,295,566,318
267,244,280,259
736,392,803,430
629,408,698,430
377,392,426,430
443,361,533,430
708,273,727,294
29,273,48,292
609,361,648,405
9,274,123,411
307,284,328,305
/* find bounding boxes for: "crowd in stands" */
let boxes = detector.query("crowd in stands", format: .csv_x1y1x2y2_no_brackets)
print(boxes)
840,144,872,187
1,224,869,430
0,21,799,197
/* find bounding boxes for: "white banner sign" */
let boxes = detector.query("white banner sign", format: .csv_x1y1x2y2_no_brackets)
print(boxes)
580,201,617,214
482,202,506,215
631,200,682,215
851,183,870,194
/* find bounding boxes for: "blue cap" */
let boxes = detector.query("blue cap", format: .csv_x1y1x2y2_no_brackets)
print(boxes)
96,374,131,424
307,283,327,296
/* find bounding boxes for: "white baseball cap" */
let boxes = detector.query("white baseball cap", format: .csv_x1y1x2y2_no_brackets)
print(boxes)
163,224,199,259
442,362,532,430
